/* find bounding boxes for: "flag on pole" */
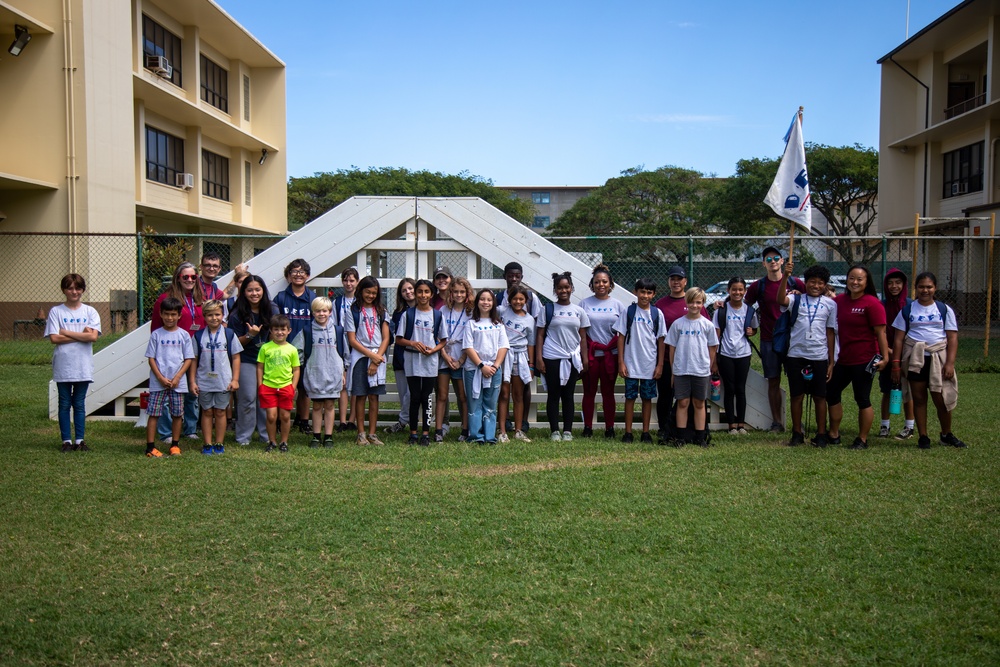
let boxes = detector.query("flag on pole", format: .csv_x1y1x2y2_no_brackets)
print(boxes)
764,111,811,230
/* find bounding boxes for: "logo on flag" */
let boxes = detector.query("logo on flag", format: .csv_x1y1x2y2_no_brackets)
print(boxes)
764,112,811,230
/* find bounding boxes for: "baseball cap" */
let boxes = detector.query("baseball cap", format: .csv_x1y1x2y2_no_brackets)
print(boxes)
667,265,686,278
433,266,453,279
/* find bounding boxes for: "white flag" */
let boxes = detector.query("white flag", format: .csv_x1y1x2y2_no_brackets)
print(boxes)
764,111,811,230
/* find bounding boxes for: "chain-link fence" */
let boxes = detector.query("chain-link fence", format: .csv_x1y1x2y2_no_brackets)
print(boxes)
2,232,997,366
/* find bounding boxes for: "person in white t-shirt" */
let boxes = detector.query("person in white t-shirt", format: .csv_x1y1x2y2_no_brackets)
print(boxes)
45,273,102,453
536,272,590,441
712,277,760,436
614,278,665,444
665,287,719,447
579,264,626,438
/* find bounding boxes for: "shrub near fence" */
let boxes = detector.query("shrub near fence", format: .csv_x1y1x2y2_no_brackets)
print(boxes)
1,232,996,366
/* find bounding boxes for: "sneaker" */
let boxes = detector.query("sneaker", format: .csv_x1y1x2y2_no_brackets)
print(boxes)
513,430,532,443
581,427,593,437
61,441,74,453
728,428,739,435
279,442,289,453
418,434,430,447
640,432,653,443
265,442,277,453
237,442,250,447
367,433,385,446
895,427,915,440
877,424,891,438
940,432,967,448
827,434,842,446
788,432,805,447
310,435,321,448
186,433,200,440
297,419,311,434
213,444,225,455
811,433,829,448
769,422,784,433
75,441,90,452
202,445,213,455
621,432,634,444
168,445,181,456
550,431,562,442
355,433,369,446
457,434,468,442
849,437,868,450
384,421,406,434
695,433,709,448
323,437,335,448
160,436,173,445
146,447,163,458
562,431,573,442
434,429,444,443
498,433,510,443
441,422,452,437
918,435,931,449
604,427,615,438
737,427,749,435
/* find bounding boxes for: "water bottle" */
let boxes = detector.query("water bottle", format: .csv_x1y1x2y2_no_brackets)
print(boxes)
801,365,814,382
889,386,903,415
710,373,721,401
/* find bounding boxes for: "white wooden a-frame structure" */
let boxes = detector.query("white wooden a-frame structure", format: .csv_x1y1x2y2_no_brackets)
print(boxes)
54,196,781,430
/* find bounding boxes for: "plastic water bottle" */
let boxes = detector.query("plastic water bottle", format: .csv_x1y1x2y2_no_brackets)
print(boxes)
802,365,814,381
710,374,721,401
889,387,903,415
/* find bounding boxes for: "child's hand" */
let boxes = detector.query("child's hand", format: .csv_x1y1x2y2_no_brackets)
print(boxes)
653,365,663,380
745,327,754,337
190,382,199,396
619,363,628,378
370,352,385,364
449,357,461,370
482,364,497,378
228,380,239,391
368,361,379,376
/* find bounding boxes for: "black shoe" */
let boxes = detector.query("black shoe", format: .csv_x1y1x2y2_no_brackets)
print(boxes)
418,434,430,447
324,436,335,448
827,434,842,445
310,435,321,448
407,434,419,445
788,432,805,447
265,442,278,453
604,427,615,438
61,441,74,453
849,437,868,450
296,419,311,434
581,427,593,437
621,432,634,443
640,432,653,443
279,442,289,453
918,435,931,449
940,432,967,448
769,422,784,433
811,433,829,448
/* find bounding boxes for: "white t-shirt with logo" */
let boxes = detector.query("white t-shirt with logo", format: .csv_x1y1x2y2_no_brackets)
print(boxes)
537,304,591,360
892,301,958,346
711,302,759,359
44,303,102,383
613,305,664,380
666,315,719,377
782,294,837,361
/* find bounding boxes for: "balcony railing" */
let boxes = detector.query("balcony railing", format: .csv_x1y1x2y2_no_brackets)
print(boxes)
945,92,986,119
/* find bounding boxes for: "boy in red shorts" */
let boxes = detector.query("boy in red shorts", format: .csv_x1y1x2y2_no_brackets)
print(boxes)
256,314,300,452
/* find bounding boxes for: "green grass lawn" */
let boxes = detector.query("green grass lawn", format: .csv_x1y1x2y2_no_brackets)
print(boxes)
1,364,997,665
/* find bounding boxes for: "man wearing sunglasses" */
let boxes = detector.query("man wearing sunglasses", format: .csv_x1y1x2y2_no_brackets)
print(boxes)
744,247,806,432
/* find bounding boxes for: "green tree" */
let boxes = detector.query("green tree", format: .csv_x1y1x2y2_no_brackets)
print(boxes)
287,167,535,230
547,165,720,263
713,144,880,265
140,226,192,323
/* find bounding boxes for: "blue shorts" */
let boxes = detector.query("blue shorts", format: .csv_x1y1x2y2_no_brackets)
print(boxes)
760,340,781,379
624,378,658,401
349,358,387,397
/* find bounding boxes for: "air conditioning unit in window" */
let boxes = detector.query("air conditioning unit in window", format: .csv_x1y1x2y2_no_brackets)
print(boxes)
145,55,172,78
175,172,194,190
951,182,969,196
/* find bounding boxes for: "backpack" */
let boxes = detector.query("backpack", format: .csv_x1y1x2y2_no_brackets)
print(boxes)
624,302,662,345
771,296,802,360
401,306,443,352
497,289,535,313
334,295,348,326
716,302,757,338
194,327,238,366
350,302,386,333
900,300,948,333
302,323,346,363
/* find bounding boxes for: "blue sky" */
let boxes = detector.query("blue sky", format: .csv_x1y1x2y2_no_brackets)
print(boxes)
226,0,959,186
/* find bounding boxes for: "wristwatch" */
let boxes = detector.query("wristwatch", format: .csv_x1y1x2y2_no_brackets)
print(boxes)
478,362,485,369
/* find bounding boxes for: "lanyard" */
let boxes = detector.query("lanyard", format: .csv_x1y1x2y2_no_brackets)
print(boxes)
207,328,221,372
185,294,197,322
447,308,465,340
803,295,821,329
362,307,377,344
199,277,216,298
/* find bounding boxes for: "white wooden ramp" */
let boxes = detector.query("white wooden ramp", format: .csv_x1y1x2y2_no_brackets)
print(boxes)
54,196,782,431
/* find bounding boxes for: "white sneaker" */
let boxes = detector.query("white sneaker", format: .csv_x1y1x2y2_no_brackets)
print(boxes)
237,441,250,447
514,430,532,443
895,426,915,440
878,424,891,438
562,431,573,442
737,427,749,435
729,428,739,435
498,433,510,443
550,431,562,442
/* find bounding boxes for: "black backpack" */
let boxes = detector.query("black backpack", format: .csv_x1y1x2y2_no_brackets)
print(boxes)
623,303,662,345
193,327,237,365
900,300,948,333
401,307,442,352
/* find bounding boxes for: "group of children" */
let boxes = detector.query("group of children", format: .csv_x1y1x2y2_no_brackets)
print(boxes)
47,252,965,454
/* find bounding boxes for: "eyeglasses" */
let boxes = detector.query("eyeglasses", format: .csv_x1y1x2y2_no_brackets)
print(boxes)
201,264,220,270
180,275,198,281
764,256,782,263
289,270,308,276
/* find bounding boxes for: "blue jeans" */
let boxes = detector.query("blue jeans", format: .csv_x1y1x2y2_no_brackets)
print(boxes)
157,391,199,439
464,370,502,443
57,381,90,442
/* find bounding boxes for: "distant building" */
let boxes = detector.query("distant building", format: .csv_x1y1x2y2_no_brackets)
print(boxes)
502,186,596,230
877,0,997,236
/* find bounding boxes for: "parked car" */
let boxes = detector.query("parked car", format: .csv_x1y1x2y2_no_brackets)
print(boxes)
704,281,730,307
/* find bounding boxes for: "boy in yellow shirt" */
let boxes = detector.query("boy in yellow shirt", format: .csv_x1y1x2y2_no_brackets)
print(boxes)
257,314,300,452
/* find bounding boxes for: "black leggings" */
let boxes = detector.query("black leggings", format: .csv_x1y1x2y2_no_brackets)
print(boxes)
655,364,675,434
544,357,580,432
717,354,751,425
407,376,436,433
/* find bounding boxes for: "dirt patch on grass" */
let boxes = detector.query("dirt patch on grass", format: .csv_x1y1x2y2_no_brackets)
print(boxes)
419,451,663,477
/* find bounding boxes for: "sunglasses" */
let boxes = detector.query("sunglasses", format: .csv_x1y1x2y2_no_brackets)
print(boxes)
180,275,198,281
764,256,782,263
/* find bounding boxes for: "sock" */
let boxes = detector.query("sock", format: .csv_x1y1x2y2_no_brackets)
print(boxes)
905,419,915,429
881,419,890,428
145,442,155,453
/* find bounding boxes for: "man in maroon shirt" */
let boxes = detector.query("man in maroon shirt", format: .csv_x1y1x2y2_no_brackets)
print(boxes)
743,247,806,431
654,265,708,443
198,252,225,302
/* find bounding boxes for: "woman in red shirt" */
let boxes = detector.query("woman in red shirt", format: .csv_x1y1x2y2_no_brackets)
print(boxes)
828,265,889,449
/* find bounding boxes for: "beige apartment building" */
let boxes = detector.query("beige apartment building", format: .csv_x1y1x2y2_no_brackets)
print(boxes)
503,186,596,230
0,0,285,332
878,0,999,236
